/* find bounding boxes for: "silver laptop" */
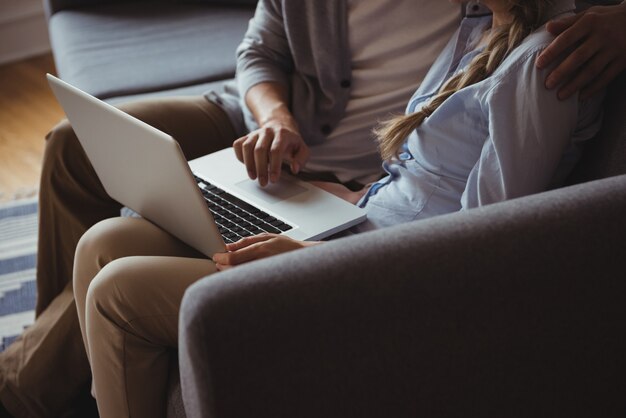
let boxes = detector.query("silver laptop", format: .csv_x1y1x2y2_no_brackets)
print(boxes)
47,74,366,257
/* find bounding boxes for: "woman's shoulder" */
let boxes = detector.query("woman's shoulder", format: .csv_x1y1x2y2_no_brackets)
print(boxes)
515,24,557,59
491,24,556,81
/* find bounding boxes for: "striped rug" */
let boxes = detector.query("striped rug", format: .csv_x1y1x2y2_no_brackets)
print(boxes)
0,198,38,351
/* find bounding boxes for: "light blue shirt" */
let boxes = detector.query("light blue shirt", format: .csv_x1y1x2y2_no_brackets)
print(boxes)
355,8,604,232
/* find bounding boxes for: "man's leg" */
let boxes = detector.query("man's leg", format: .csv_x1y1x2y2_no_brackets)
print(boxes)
73,217,216,418
0,96,236,418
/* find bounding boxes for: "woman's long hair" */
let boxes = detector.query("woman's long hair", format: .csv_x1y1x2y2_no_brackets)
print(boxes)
376,0,550,160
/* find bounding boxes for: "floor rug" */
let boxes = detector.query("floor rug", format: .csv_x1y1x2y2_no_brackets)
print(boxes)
0,197,38,351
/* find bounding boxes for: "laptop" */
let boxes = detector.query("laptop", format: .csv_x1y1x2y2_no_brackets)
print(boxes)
46,74,366,257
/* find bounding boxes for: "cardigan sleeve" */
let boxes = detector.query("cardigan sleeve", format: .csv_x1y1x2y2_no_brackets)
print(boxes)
236,0,293,101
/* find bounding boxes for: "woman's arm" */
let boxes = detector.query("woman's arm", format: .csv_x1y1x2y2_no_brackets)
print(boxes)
461,47,597,208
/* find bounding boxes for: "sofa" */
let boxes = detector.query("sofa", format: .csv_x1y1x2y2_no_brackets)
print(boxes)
178,74,626,418
44,0,257,104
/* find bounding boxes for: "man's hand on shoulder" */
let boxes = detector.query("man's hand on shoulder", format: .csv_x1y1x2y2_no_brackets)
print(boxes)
536,2,626,100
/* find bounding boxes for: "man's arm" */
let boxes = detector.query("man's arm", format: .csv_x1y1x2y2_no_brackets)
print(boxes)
536,1,626,100
234,0,310,186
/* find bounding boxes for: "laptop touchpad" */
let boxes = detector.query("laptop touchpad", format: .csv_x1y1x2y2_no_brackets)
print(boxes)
236,178,308,204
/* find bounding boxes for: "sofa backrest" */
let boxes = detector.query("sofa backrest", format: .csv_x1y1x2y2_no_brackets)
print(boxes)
566,73,626,185
44,0,258,18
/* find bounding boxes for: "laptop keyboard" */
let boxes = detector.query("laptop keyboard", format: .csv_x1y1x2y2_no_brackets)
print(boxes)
194,175,293,243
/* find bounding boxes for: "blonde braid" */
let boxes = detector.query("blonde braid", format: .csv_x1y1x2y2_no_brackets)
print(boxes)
376,1,549,161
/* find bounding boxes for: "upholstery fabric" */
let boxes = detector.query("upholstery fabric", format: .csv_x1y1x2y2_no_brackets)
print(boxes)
48,2,254,99
105,78,231,105
45,0,258,17
567,73,626,183
166,359,185,418
180,173,626,418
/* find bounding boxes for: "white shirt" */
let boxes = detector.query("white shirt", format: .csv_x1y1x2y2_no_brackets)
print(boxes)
304,0,459,184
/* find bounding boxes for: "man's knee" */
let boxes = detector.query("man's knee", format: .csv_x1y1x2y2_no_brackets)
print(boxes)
85,258,130,319
44,119,80,159
41,118,92,187
85,256,145,324
75,218,140,270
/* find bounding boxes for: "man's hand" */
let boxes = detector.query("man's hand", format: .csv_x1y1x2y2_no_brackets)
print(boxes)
239,82,311,187
212,234,321,270
233,118,310,187
536,3,626,100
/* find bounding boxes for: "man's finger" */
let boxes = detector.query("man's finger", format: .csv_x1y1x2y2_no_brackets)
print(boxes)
536,18,589,70
269,132,291,183
233,135,247,163
242,134,259,180
557,52,610,100
290,143,310,174
545,13,580,37
254,130,272,187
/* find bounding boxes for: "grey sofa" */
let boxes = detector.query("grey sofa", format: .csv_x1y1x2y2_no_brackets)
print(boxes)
178,74,626,417
44,0,257,104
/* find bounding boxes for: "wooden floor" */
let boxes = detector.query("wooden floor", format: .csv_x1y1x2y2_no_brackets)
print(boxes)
0,53,64,202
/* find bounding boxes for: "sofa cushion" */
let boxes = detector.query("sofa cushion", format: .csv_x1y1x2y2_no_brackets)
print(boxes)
49,2,254,99
45,0,258,17
104,78,231,104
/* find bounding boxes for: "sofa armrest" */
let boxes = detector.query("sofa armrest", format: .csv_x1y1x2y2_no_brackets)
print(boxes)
180,174,626,418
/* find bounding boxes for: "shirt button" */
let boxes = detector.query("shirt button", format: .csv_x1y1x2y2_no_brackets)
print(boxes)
340,79,351,88
321,124,332,135
398,151,413,161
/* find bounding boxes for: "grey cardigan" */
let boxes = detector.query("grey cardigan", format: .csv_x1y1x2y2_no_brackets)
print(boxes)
209,0,350,144
208,0,481,143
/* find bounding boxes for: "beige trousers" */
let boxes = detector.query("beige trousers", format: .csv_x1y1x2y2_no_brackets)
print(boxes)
0,96,236,418
73,216,215,418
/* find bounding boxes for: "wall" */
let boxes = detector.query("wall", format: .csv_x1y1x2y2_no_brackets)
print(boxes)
0,0,50,65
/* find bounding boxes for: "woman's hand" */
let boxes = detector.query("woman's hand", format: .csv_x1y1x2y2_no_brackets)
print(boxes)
233,119,310,187
536,3,626,100
212,234,321,270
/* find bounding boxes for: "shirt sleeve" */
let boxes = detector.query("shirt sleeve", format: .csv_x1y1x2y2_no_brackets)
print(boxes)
236,0,293,100
460,48,579,209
